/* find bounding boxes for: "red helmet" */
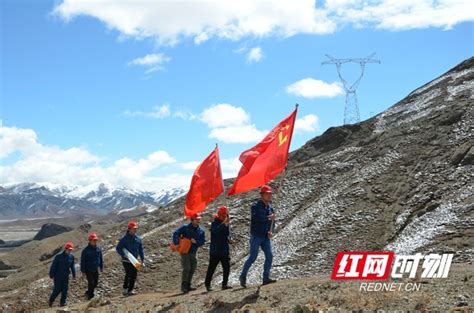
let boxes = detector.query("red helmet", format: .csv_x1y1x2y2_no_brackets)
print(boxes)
64,241,74,250
217,206,228,218
260,185,273,194
88,232,99,241
128,221,138,229
190,213,202,220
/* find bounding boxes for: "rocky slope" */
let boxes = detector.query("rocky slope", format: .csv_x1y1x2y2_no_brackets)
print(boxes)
0,57,472,311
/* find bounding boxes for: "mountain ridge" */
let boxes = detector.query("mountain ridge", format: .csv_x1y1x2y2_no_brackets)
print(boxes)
0,182,186,218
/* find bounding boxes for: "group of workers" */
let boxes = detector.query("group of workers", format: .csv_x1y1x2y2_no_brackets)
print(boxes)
47,185,276,307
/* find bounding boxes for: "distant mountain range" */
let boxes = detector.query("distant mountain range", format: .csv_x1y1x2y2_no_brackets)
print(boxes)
0,182,186,218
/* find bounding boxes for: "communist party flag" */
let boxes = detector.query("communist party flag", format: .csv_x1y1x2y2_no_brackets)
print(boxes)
228,105,297,195
184,145,224,217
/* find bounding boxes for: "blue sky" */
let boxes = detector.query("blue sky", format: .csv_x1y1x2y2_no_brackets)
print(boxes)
1,0,473,191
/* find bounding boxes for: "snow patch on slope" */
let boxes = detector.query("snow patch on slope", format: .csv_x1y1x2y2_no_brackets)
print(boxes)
375,66,473,133
386,185,472,254
446,80,474,101
374,88,442,133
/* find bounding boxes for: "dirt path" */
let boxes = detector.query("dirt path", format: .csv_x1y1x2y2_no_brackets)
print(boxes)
34,263,473,312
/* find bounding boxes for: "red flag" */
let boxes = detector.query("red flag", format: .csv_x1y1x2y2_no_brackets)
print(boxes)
184,145,224,217
228,106,297,195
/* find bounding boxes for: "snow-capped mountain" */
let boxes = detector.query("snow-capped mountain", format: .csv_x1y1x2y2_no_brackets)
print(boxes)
0,182,186,218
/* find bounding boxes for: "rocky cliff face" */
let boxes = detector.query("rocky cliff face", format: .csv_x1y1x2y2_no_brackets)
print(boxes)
0,58,472,311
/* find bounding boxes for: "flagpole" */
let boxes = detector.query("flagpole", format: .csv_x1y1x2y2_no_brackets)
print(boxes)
270,166,288,236
269,103,298,237
217,142,233,242
224,180,231,238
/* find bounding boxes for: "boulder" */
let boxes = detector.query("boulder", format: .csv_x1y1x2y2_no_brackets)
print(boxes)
33,223,73,241
460,146,474,165
451,143,471,165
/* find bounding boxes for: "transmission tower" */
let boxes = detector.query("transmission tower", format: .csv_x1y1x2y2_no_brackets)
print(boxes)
322,53,380,125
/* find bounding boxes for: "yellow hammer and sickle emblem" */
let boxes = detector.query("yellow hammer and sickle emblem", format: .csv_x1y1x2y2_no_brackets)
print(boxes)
278,125,290,146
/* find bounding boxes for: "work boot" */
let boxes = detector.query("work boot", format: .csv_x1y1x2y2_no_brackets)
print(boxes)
239,276,247,288
48,301,53,308
205,283,212,292
222,285,233,290
262,278,277,285
122,288,128,296
181,282,188,294
187,283,196,291
59,303,67,307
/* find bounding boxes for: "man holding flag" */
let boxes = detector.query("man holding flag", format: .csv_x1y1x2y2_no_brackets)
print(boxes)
173,213,206,293
173,145,224,293
204,205,233,291
229,105,297,287
239,185,276,287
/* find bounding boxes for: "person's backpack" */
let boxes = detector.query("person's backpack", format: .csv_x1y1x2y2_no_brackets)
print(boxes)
169,235,192,255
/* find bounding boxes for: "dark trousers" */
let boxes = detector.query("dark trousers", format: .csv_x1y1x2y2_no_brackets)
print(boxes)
85,270,99,299
122,262,138,291
49,277,69,305
205,254,230,287
180,253,197,284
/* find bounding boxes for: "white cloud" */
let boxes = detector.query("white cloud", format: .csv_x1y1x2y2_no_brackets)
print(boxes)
180,161,200,170
295,114,320,133
200,103,250,128
0,126,38,158
53,0,336,45
182,157,241,178
247,46,263,63
286,78,344,98
121,102,316,144
209,125,267,144
123,105,199,120
235,45,263,63
0,126,99,164
122,104,171,119
127,53,170,73
0,125,187,190
173,109,198,120
220,157,241,178
122,103,266,144
199,103,267,144
324,0,474,31
53,0,472,46
220,157,241,173
113,151,175,174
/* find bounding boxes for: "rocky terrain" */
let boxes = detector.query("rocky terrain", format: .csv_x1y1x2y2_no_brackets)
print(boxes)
36,263,472,312
0,57,472,311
